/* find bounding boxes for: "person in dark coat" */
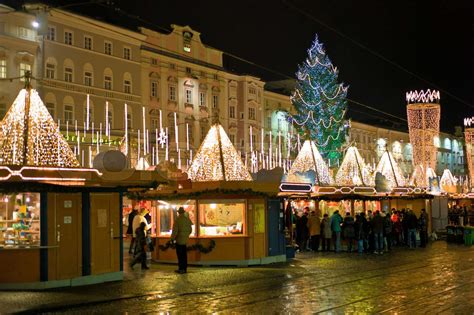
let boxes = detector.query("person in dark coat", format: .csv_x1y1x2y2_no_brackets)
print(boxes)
406,210,418,249
371,211,384,254
354,213,367,254
130,222,149,270
321,214,332,251
419,209,428,247
383,211,393,251
295,212,309,252
343,212,355,252
127,209,138,254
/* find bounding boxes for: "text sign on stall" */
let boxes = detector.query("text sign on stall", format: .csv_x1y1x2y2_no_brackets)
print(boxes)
465,117,474,127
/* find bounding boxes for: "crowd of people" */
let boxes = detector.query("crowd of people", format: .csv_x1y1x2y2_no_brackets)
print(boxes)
448,205,474,226
294,207,429,254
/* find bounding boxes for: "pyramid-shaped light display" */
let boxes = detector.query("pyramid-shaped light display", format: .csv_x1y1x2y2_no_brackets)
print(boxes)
187,123,252,181
335,146,374,186
0,89,79,167
287,140,333,185
375,150,405,188
440,169,457,191
409,164,436,187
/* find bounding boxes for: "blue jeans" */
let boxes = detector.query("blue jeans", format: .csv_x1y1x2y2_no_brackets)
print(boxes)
334,232,341,252
357,239,364,254
374,232,384,252
408,229,417,248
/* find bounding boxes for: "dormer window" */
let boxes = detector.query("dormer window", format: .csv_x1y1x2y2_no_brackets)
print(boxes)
183,31,193,52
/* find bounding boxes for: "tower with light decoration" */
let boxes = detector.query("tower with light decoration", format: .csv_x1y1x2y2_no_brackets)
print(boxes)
406,89,440,186
464,116,474,190
291,35,348,165
0,73,79,167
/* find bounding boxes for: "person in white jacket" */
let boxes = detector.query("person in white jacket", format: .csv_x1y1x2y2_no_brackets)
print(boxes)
132,208,151,242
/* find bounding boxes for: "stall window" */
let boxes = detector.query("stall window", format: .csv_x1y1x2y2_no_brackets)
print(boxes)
0,193,41,248
156,200,197,237
198,200,245,236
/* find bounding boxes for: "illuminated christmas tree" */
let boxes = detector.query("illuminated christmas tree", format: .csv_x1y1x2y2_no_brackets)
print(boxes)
291,34,348,164
375,150,405,189
0,87,79,167
335,146,374,186
286,140,333,185
187,123,252,181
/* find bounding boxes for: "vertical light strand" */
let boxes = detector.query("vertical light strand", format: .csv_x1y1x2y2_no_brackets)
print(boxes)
174,112,178,152
86,94,90,130
124,103,128,155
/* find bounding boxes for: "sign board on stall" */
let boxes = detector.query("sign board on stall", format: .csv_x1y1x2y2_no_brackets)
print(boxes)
64,216,72,224
64,200,72,208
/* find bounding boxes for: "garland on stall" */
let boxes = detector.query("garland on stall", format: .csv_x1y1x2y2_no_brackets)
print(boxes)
158,239,216,254
126,188,275,201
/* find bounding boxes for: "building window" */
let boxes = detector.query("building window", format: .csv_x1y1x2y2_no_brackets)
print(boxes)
47,26,56,41
64,67,73,82
84,71,93,86
64,104,74,124
185,89,192,104
18,27,28,38
169,85,176,101
123,47,131,60
124,80,131,94
249,87,256,95
212,95,218,109
45,63,55,79
0,103,7,119
45,102,55,119
84,36,93,50
19,63,31,82
229,134,235,145
127,113,132,130
151,58,158,65
186,67,192,74
84,104,94,124
104,41,112,55
64,31,73,45
150,81,158,98
107,109,113,129
104,75,112,90
0,59,6,78
169,63,175,70
199,92,206,107
213,74,218,80
248,107,256,120
200,124,208,142
156,200,196,236
151,117,159,130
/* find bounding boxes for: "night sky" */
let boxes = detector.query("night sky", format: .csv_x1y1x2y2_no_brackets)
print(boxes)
9,0,474,133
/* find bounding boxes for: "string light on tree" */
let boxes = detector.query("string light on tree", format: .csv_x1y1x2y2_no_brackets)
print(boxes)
291,34,349,164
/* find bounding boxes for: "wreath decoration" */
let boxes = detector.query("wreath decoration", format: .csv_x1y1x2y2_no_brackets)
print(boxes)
158,239,216,254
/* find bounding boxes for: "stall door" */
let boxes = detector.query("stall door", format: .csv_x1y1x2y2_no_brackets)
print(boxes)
90,193,119,274
55,193,82,280
252,202,266,258
267,199,285,256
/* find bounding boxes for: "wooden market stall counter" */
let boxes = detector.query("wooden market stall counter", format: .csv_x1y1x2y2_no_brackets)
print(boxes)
0,167,163,290
130,181,286,266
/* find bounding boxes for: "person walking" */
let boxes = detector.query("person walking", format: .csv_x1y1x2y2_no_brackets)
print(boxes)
330,210,343,253
127,208,138,254
307,210,321,251
130,222,149,270
372,210,384,254
171,207,193,274
343,212,355,252
321,214,332,251
418,209,428,247
406,209,418,249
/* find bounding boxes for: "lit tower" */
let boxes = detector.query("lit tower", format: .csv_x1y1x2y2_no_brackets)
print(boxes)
406,89,441,186
464,116,474,189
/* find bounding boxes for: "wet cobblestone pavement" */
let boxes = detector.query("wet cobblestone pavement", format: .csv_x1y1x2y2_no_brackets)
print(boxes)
1,241,474,314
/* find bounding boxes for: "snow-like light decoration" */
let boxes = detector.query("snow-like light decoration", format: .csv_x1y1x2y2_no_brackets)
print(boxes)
440,169,458,192
464,127,474,186
0,88,80,167
375,150,405,189
464,117,474,127
406,101,440,172
286,140,333,185
335,146,374,186
409,164,436,187
406,89,440,104
187,123,252,182
136,157,150,170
